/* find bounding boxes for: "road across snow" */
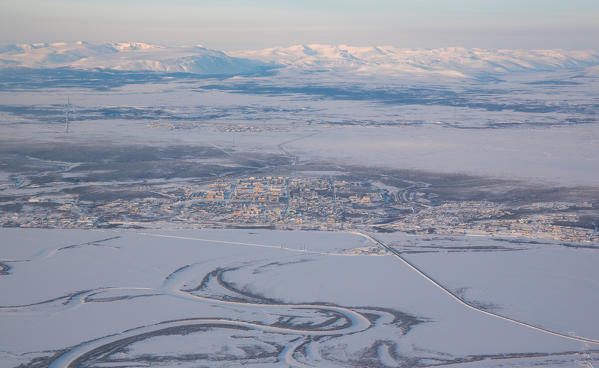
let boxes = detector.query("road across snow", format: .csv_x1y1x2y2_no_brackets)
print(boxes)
357,231,599,346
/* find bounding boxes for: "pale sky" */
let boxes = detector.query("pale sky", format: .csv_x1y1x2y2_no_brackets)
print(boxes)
1,0,598,50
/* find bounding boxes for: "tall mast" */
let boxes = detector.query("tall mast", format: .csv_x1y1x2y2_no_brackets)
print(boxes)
65,96,70,133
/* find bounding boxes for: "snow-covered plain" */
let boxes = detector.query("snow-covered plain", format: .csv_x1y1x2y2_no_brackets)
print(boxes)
1,229,598,367
1,81,598,185
2,42,598,185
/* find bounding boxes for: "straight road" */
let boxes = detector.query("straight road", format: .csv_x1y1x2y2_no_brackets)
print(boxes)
356,231,599,346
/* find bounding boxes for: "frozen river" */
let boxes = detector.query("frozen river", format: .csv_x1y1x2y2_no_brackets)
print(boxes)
1,228,598,367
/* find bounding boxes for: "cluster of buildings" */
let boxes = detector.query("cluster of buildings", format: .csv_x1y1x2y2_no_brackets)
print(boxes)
1,175,597,245
184,176,385,228
216,124,290,133
381,200,598,243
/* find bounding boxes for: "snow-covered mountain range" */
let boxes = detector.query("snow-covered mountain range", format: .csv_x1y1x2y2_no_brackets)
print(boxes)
0,41,276,75
233,44,599,78
1,41,599,78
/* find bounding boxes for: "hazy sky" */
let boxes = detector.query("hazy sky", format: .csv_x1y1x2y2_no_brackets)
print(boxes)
1,0,598,50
